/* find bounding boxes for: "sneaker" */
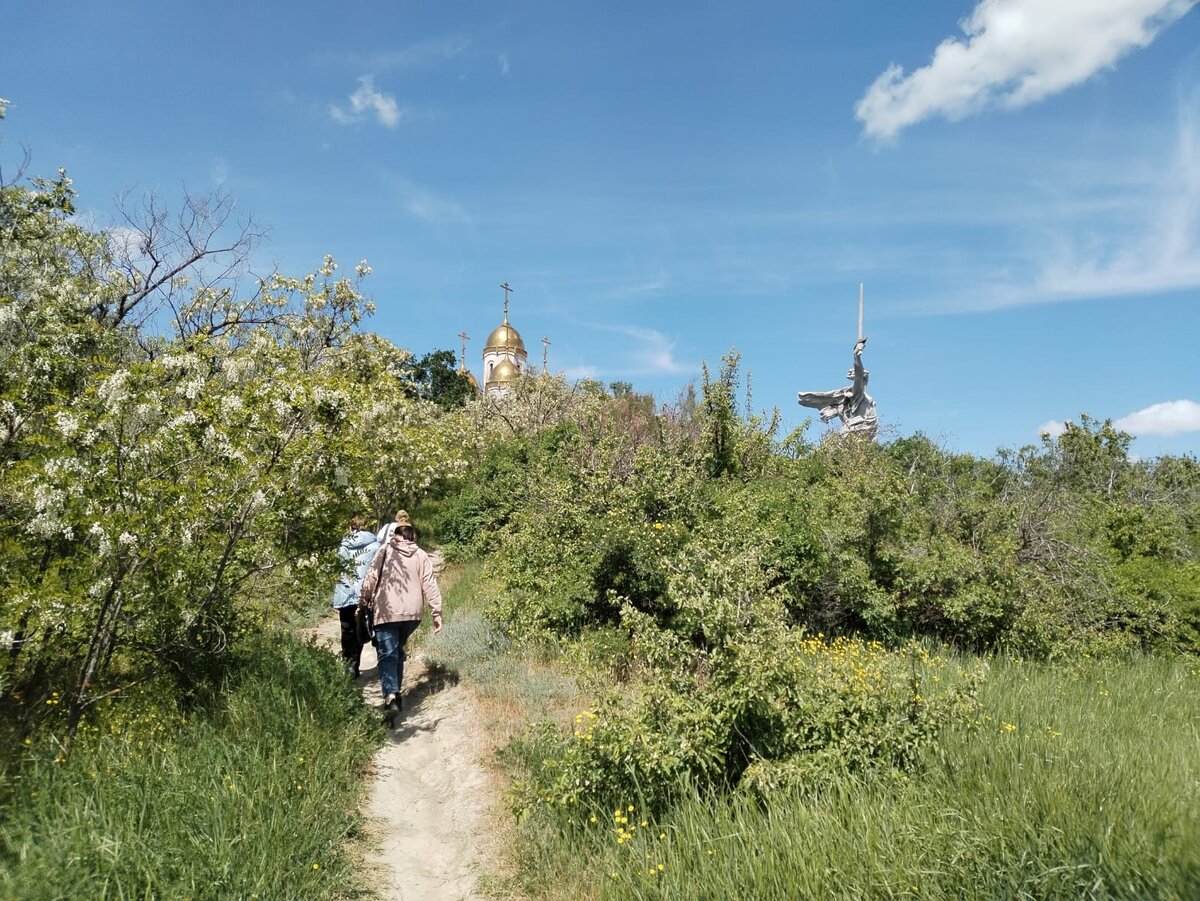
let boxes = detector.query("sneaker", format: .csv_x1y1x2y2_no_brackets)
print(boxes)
384,695,401,726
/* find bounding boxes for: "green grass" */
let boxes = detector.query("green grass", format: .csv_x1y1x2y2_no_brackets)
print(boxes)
419,561,1200,899
0,633,380,900
425,560,578,715
522,655,1200,900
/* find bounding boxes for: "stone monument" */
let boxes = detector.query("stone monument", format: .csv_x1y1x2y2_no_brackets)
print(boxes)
797,336,878,439
797,287,878,439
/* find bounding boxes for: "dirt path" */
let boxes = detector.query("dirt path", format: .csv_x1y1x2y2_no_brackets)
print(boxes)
311,554,497,900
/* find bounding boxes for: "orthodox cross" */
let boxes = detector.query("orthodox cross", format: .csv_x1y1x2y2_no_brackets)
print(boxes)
457,331,470,372
500,281,513,321
541,336,551,374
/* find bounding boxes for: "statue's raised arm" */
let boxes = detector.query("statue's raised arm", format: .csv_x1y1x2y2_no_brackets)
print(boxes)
796,336,878,440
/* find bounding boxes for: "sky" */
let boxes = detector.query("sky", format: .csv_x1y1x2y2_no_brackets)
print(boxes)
3,0,1199,459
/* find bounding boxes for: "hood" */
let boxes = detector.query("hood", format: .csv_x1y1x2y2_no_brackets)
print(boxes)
389,535,419,557
344,529,378,551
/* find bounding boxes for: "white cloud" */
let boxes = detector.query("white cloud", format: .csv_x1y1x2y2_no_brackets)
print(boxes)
918,83,1200,313
385,176,472,226
584,323,691,375
1025,87,1200,303
1115,399,1200,435
211,157,228,186
499,53,510,76
330,75,403,128
1038,419,1068,438
629,326,690,374
603,269,669,299
856,0,1194,141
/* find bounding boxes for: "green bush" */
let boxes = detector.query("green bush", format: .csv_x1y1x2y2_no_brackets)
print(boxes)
517,603,982,819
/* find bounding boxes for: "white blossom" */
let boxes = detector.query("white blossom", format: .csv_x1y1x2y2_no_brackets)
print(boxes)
54,411,80,437
98,369,131,409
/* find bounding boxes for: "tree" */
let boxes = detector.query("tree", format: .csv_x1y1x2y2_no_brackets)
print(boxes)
1,117,474,747
403,349,474,410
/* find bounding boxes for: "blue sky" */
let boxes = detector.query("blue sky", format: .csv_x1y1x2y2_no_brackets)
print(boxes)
4,0,1199,458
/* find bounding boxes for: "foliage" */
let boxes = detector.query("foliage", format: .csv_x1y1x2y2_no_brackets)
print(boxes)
0,632,379,900
578,656,1200,900
520,628,980,817
426,354,1199,827
0,145,472,745
402,347,476,410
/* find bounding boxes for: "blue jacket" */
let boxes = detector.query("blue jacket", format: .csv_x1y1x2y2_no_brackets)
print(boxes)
332,529,381,608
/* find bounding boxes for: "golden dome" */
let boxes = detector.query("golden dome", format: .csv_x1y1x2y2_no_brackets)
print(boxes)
490,358,521,385
464,370,480,391
484,321,526,353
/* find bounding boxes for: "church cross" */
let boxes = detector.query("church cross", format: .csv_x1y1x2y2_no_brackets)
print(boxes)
500,281,513,321
541,336,551,374
458,331,470,371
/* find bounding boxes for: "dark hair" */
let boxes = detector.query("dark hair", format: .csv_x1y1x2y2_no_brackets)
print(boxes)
397,524,416,542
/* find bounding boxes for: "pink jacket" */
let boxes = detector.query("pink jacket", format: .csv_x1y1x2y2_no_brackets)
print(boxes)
358,537,443,625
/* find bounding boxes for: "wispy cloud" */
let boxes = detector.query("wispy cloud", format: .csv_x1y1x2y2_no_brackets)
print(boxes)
384,176,472,226
583,323,692,375
330,75,403,128
1115,399,1200,435
602,269,670,299
316,37,470,73
1029,85,1200,303
920,83,1200,313
211,157,228,186
499,53,510,76
104,224,147,262
856,0,1194,142
563,365,599,381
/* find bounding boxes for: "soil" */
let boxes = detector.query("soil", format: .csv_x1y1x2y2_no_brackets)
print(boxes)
312,554,500,900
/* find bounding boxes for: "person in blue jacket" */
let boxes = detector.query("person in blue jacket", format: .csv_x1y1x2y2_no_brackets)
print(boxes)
332,515,380,678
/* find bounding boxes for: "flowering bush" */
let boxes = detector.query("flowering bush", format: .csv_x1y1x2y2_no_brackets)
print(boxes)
0,156,472,745
520,619,979,815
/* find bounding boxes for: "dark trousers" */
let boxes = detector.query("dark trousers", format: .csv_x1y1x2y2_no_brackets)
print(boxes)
338,606,364,670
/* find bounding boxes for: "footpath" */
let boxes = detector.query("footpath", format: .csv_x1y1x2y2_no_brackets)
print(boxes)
312,553,497,900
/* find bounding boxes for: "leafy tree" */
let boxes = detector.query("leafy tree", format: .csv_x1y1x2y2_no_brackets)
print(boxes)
0,122,474,747
402,348,474,410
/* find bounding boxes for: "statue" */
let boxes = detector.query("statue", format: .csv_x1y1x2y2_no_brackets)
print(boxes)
797,336,878,440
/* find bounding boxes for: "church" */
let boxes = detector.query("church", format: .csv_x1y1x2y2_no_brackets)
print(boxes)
457,282,547,398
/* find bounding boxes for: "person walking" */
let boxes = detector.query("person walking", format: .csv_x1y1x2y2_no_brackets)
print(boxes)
332,516,380,678
375,509,406,545
358,510,443,722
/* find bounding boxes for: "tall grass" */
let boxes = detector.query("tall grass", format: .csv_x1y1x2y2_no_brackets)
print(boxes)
428,563,1200,898
527,656,1199,900
0,633,379,900
425,561,578,716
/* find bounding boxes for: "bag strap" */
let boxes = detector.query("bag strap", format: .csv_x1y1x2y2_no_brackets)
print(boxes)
368,540,391,607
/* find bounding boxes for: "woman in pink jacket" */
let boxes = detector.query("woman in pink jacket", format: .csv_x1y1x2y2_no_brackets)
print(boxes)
358,510,443,721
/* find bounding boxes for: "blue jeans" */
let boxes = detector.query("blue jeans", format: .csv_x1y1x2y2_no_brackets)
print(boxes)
374,620,420,701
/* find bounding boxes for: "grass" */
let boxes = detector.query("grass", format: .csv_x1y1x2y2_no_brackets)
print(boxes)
425,561,579,727
0,632,380,900
524,655,1200,900
422,560,1200,900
